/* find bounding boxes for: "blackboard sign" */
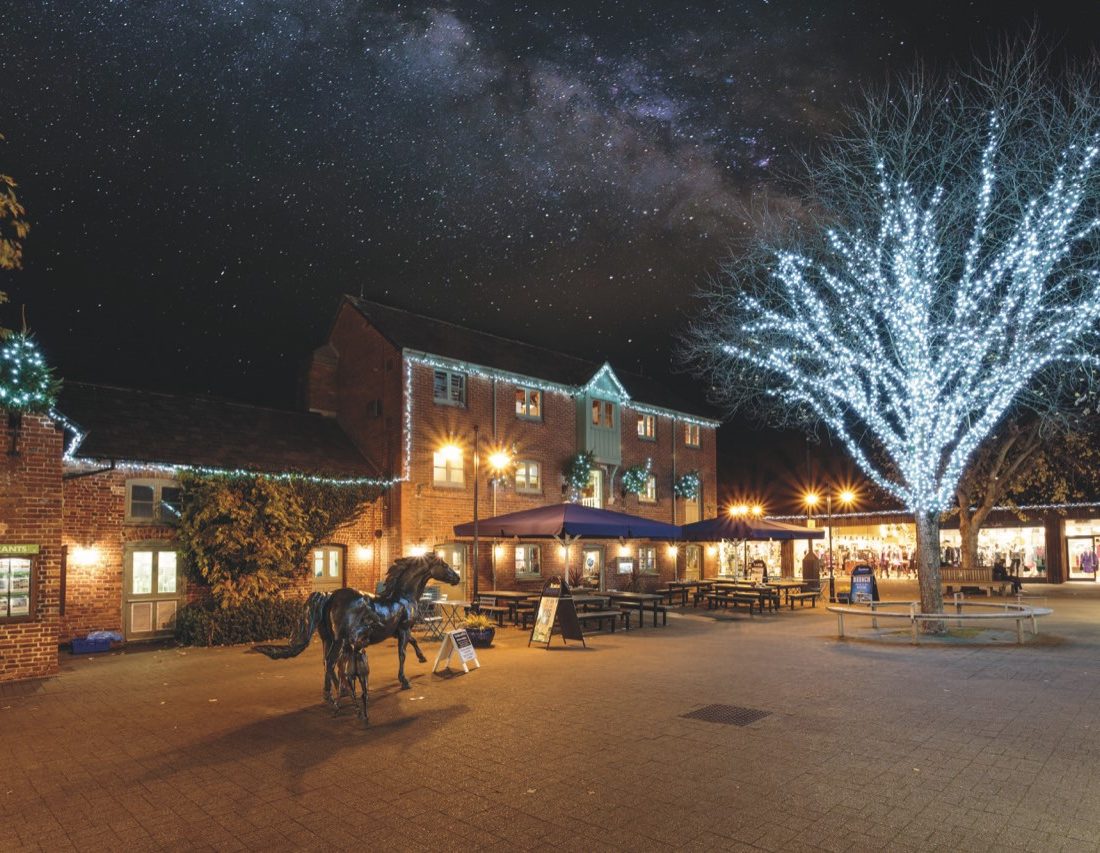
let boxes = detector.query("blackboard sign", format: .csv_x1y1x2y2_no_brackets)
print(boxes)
528,577,586,648
432,628,481,673
850,564,879,603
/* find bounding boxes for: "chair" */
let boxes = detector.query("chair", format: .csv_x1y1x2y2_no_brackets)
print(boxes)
415,588,444,639
475,595,511,627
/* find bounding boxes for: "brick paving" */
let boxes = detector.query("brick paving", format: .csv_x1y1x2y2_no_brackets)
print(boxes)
4,581,1100,851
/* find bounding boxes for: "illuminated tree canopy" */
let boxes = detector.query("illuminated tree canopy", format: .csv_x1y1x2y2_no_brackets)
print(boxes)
687,47,1100,615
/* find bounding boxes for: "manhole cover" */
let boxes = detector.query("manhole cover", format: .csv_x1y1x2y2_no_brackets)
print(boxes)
681,703,771,726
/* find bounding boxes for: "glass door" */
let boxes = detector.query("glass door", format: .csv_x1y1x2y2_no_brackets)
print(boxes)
582,546,604,590
124,548,182,639
312,546,344,592
1067,537,1100,581
434,543,466,599
685,545,702,580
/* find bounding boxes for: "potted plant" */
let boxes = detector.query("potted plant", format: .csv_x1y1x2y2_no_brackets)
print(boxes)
464,613,496,648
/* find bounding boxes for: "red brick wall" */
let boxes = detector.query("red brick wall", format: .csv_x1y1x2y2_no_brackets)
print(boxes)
0,414,63,682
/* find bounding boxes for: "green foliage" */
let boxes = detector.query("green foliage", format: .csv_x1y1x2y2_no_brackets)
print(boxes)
0,136,31,339
464,612,496,631
177,472,381,607
564,451,595,492
0,333,60,413
620,459,652,496
174,597,303,646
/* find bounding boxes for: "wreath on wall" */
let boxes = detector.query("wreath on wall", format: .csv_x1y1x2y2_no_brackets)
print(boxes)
563,451,595,494
620,459,653,496
674,470,701,499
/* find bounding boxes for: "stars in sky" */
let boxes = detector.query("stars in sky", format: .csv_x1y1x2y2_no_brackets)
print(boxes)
0,1,1096,405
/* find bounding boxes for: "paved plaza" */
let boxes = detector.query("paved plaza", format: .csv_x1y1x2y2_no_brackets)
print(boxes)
4,582,1100,852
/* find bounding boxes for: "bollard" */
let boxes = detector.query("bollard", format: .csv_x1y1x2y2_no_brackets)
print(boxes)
837,610,845,638
910,602,918,645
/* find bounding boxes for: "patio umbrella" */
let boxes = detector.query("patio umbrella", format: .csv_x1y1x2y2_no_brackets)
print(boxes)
454,502,681,539
678,516,824,542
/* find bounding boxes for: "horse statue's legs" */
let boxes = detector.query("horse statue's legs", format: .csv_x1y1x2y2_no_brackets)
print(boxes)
406,630,428,664
350,649,369,723
324,641,345,712
396,630,414,689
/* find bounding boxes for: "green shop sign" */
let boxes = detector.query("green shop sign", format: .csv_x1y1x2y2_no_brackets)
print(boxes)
0,544,40,555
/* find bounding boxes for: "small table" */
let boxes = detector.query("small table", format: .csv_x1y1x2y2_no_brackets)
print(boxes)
765,581,804,606
606,591,666,627
433,600,471,633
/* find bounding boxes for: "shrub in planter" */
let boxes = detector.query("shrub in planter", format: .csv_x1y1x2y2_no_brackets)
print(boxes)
464,613,496,648
175,597,303,646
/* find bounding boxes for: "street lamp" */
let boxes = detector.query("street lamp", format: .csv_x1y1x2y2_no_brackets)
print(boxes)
804,489,856,602
485,446,511,589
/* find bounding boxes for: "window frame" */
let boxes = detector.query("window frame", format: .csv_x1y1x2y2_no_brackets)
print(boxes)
637,413,657,441
125,478,182,524
514,459,542,494
684,423,701,448
639,473,658,504
515,543,542,578
432,368,467,407
515,387,543,421
591,397,615,429
638,545,658,574
432,449,466,488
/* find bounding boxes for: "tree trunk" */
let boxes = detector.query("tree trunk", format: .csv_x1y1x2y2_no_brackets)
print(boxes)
958,509,980,572
914,510,945,633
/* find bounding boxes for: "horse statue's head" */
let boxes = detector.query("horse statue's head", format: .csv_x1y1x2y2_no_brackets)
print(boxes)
377,554,461,600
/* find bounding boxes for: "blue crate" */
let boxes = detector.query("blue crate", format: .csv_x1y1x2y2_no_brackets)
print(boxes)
71,637,111,655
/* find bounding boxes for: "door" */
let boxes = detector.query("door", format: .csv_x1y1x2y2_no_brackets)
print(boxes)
124,547,183,640
581,469,604,508
582,546,605,590
312,546,345,592
434,543,467,599
1067,537,1100,581
685,545,702,580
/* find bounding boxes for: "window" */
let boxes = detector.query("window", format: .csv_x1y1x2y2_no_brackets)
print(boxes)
640,474,657,504
313,546,343,591
126,479,182,523
432,449,465,487
515,460,541,493
433,369,466,406
591,398,615,429
638,546,657,574
0,555,33,620
516,544,541,576
637,414,656,440
684,423,701,447
515,387,542,420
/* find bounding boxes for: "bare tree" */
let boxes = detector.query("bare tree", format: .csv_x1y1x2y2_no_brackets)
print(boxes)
685,44,1100,621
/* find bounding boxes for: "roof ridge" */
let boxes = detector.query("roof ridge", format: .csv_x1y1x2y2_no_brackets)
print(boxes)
64,381,322,419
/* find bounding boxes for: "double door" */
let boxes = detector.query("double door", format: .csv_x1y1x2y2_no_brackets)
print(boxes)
124,547,183,639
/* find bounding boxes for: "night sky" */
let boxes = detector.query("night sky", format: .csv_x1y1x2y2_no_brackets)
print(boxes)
3,1,1097,509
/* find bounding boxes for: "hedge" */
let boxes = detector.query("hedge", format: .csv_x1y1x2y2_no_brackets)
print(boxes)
174,597,304,646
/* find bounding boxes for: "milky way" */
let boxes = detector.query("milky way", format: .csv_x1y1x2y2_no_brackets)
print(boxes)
0,1,1095,407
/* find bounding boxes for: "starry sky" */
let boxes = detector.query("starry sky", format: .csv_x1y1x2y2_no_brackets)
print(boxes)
2,1,1097,508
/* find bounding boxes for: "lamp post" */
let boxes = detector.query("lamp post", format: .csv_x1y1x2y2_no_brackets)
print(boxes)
486,447,512,590
805,489,855,602
472,425,480,603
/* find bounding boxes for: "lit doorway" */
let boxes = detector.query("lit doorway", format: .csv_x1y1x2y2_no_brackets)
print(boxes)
434,543,467,598
582,546,605,590
685,545,702,580
123,546,183,640
312,546,345,592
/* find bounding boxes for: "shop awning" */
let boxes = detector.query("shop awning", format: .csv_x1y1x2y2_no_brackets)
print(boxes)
453,503,681,540
679,516,824,542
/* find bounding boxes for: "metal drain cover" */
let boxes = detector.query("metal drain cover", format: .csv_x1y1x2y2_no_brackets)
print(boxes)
681,703,771,726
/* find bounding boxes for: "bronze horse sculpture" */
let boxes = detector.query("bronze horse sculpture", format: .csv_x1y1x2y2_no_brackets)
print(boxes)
255,554,460,722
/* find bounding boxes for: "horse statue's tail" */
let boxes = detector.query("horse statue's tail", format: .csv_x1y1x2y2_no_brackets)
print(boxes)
253,591,328,659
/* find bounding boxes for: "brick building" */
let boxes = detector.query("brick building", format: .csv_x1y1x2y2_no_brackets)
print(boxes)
302,297,721,598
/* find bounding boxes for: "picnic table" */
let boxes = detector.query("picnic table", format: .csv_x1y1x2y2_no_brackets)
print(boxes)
571,593,611,610
663,579,706,606
764,580,804,606
606,591,667,627
712,580,780,613
481,590,539,624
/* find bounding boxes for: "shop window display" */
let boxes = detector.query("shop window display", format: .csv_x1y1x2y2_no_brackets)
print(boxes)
1065,519,1100,581
718,540,780,578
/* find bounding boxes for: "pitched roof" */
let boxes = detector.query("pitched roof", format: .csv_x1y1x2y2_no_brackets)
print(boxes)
345,296,718,421
57,382,381,479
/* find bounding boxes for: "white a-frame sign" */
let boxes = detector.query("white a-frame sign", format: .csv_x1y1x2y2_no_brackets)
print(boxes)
432,628,481,674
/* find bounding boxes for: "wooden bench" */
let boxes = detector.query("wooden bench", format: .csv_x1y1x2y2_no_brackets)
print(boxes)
706,593,758,614
654,587,683,606
938,567,1007,597
474,596,512,626
788,591,820,609
576,610,629,632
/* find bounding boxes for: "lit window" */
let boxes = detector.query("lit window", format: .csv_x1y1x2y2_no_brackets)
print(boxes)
432,369,466,406
592,398,615,428
684,423,701,447
516,544,541,576
432,449,465,487
638,546,657,574
637,414,656,440
640,474,657,504
126,480,182,523
515,387,542,420
515,460,541,493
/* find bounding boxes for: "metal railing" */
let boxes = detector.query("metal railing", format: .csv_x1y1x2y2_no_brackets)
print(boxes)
826,595,1053,644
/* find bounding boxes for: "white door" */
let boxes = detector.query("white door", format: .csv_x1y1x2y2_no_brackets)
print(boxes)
312,546,345,592
124,548,183,640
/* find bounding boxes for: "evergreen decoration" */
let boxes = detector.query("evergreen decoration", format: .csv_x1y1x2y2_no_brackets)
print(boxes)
564,450,595,493
0,333,59,414
176,472,382,608
674,470,701,499
621,458,653,496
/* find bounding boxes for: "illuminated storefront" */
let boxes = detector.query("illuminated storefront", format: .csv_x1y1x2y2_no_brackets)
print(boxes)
1064,519,1100,581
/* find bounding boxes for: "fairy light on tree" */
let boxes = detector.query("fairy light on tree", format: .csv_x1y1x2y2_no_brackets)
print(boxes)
687,44,1100,623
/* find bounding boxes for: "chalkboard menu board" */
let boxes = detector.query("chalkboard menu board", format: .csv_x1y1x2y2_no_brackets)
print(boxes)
528,577,585,648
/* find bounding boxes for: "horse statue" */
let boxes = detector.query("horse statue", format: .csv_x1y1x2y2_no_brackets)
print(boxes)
254,554,460,722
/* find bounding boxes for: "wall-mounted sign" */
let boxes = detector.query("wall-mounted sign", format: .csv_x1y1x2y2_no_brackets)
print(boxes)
0,544,39,556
